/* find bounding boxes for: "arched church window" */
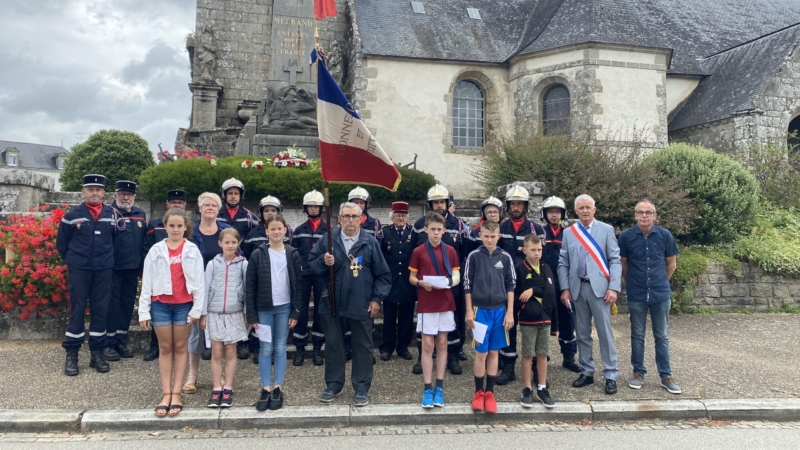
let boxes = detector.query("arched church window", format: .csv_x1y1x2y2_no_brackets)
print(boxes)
453,81,484,147
788,115,800,152
542,84,570,135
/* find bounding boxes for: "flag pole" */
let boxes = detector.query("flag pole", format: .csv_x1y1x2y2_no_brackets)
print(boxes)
324,181,336,316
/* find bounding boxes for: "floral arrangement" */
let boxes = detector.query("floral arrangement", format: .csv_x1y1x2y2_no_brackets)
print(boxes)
271,145,309,168
157,145,217,165
0,206,70,320
241,160,265,170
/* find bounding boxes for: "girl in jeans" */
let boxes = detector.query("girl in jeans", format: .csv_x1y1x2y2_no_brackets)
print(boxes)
245,214,304,411
138,209,205,417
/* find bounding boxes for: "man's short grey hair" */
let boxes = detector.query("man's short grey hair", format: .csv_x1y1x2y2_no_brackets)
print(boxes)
339,202,363,216
636,199,656,214
574,194,595,208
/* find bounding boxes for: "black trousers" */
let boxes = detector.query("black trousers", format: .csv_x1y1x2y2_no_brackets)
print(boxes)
106,269,138,347
500,314,519,366
556,297,577,357
320,313,373,392
293,275,326,349
379,301,415,355
62,268,112,352
417,285,464,356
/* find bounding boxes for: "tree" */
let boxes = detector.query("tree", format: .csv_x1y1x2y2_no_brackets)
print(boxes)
59,130,155,191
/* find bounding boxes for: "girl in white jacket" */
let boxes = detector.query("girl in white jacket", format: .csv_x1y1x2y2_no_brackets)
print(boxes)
138,209,205,417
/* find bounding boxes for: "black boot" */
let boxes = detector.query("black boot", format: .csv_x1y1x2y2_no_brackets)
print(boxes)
115,344,134,358
562,354,582,373
89,350,110,373
447,354,462,375
293,348,306,366
64,352,79,376
313,345,324,366
103,346,120,362
252,351,260,365
143,347,159,361
496,361,516,385
412,356,422,375
237,341,250,360
202,347,212,361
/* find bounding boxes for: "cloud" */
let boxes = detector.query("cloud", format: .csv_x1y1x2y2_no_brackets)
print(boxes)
121,41,187,84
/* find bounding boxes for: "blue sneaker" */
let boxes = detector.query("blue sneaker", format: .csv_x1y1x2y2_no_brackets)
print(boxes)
421,389,434,408
354,391,369,407
433,386,445,407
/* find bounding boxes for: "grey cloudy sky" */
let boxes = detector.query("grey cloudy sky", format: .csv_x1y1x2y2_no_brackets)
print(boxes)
0,0,197,155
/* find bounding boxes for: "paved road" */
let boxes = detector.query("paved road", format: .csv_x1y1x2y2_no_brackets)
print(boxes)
2,421,800,449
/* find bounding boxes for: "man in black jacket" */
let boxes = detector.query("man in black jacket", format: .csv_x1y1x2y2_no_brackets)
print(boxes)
309,202,391,407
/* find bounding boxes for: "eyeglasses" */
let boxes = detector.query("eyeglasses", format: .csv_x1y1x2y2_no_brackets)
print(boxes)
635,211,655,216
340,214,360,221
116,193,135,198
201,203,219,209
167,200,186,206
485,211,500,215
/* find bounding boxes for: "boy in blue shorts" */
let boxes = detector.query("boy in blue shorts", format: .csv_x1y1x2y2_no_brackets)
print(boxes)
409,212,461,409
464,220,516,414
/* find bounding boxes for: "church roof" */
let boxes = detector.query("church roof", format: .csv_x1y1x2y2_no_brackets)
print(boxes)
355,0,800,74
0,140,69,170
669,24,800,131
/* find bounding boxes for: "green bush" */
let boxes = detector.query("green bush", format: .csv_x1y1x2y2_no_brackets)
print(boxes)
669,246,740,313
732,207,800,276
471,132,696,236
60,130,155,191
645,143,759,245
138,156,436,203
737,142,800,210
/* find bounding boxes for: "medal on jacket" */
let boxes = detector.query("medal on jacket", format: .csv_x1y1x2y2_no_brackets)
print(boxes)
138,222,142,227
76,223,81,229
387,244,391,252
349,254,362,277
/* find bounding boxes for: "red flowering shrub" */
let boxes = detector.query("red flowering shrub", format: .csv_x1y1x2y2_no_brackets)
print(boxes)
0,206,69,320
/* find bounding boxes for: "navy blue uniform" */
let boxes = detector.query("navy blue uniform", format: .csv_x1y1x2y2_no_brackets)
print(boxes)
360,213,383,242
242,224,293,259
57,203,116,352
217,206,259,241
379,223,417,356
498,218,546,366
543,223,576,358
292,219,329,350
412,212,468,352
106,203,147,348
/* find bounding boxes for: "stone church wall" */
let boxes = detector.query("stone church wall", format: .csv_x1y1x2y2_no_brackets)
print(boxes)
668,117,737,152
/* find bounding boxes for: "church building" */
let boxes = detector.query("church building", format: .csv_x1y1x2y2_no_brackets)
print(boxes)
181,0,800,195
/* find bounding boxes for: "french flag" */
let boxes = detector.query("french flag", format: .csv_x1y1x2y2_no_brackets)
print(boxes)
312,48,401,191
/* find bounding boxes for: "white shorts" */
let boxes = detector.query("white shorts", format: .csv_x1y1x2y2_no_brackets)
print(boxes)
416,311,456,336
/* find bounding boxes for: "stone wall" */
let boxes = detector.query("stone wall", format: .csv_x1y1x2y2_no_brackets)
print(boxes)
668,117,736,152
689,262,800,312
0,168,54,213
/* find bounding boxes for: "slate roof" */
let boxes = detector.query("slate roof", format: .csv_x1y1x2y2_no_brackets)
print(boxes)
669,24,800,131
355,0,800,74
0,140,69,170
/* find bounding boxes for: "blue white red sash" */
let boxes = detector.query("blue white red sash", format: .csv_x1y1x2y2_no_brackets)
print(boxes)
570,222,610,281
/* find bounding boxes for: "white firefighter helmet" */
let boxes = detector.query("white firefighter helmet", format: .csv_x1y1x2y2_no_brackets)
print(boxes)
303,190,325,215
481,196,503,219
426,184,451,209
348,186,371,209
258,195,283,217
540,196,568,221
221,177,245,195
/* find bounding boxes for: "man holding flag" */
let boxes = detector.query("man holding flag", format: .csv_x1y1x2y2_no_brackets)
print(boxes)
557,194,622,395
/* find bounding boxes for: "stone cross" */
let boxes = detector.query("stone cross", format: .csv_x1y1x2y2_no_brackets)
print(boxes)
283,59,304,86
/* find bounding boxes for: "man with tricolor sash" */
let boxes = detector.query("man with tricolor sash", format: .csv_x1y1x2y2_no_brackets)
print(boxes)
557,194,622,395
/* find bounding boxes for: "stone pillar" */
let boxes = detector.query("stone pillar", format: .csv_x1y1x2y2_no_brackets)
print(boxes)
189,83,223,131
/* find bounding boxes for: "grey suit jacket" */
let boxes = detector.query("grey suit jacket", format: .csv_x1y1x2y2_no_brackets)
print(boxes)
557,220,622,298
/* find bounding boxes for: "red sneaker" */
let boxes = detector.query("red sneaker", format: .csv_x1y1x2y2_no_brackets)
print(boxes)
471,390,485,411
484,391,497,414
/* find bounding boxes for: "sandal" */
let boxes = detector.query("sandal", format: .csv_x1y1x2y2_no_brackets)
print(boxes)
168,392,183,416
155,393,171,417
182,374,198,394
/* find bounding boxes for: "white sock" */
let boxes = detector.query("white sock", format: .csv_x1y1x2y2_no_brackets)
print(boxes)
538,384,546,391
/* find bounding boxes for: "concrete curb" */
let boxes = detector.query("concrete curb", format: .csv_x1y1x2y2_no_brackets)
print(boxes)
3,398,799,432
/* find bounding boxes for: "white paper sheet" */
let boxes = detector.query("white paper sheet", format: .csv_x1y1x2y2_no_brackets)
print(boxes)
424,276,449,289
255,324,272,343
471,321,488,344
204,329,211,348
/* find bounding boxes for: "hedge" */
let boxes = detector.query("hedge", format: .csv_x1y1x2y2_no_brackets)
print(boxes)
138,156,437,203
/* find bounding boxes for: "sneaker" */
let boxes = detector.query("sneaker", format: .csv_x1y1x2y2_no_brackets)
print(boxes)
537,388,555,409
421,389,434,409
471,390,485,411
319,387,342,403
433,386,445,407
484,391,497,414
629,373,644,389
207,390,222,408
520,387,533,408
661,376,682,394
220,389,233,408
268,387,283,410
256,389,271,411
354,391,369,407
